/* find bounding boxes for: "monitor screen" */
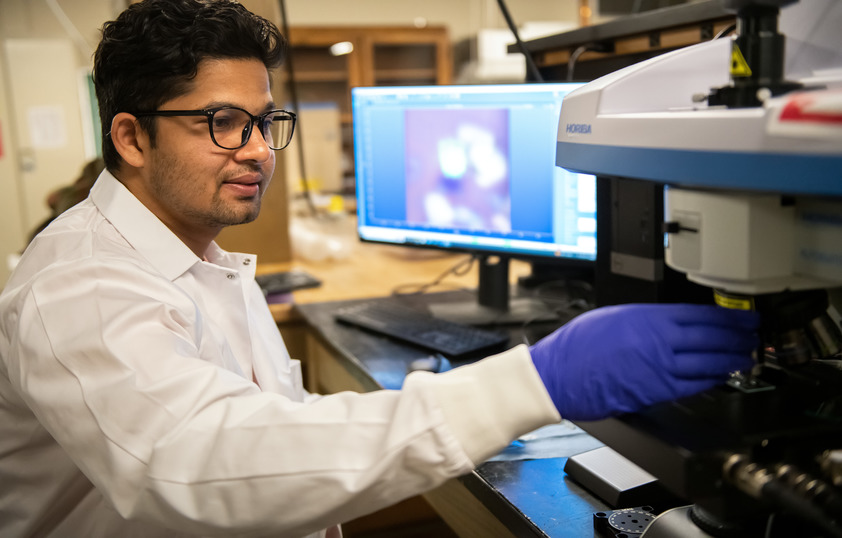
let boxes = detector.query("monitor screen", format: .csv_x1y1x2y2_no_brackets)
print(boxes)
351,83,596,324
352,83,596,263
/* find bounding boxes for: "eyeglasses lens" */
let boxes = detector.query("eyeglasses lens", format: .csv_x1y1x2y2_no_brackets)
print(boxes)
210,108,292,150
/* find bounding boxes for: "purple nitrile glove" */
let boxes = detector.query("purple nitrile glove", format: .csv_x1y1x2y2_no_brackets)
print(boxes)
529,303,759,422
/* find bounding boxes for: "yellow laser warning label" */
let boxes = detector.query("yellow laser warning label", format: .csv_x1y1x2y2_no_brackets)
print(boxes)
714,291,754,311
730,45,752,77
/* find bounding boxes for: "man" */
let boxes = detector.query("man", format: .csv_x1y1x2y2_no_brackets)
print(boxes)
0,1,759,537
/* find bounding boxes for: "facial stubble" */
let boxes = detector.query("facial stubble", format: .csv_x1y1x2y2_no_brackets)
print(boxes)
149,151,265,230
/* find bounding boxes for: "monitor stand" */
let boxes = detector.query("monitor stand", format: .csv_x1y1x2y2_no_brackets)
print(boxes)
427,255,559,326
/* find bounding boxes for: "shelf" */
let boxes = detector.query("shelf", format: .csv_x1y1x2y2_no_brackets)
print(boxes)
373,68,438,81
516,0,735,81
286,25,451,89
293,71,350,83
284,25,452,194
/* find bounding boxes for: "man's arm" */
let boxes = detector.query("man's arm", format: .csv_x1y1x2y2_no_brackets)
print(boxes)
6,258,557,536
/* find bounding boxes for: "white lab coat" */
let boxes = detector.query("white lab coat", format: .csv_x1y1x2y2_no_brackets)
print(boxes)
0,170,559,537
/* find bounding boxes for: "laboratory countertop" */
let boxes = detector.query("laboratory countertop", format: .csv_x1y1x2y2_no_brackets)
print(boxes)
295,291,609,537
259,241,531,324
259,240,613,536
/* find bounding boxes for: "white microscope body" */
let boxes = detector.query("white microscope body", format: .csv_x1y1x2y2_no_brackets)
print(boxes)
556,0,842,296
555,1,842,536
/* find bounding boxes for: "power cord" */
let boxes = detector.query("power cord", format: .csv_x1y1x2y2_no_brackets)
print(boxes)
495,0,544,82
566,41,615,81
713,23,737,40
567,45,590,81
391,255,477,296
277,0,318,218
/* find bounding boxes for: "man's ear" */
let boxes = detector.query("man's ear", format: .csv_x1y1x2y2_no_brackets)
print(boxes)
110,113,148,168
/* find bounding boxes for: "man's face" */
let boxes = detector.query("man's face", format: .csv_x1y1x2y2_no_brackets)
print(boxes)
137,58,276,242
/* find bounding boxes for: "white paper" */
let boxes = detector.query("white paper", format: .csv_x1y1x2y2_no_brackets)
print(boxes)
28,105,67,149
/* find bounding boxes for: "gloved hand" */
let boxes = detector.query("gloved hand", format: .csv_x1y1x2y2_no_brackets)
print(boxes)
529,303,759,421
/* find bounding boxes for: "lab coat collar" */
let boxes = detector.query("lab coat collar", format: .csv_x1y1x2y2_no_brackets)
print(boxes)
90,170,202,281
203,244,258,281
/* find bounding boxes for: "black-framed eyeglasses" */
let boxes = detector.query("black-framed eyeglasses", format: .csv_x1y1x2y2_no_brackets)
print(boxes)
132,106,296,150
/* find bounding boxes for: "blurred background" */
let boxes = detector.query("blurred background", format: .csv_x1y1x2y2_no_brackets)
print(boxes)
0,0,698,283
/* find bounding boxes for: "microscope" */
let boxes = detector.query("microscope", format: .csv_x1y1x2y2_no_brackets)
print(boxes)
556,1,842,536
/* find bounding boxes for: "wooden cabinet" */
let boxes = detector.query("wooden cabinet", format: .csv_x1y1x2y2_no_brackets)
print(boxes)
284,26,452,191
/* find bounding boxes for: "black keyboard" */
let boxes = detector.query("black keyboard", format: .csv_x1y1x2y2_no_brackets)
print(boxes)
255,270,322,296
334,301,509,358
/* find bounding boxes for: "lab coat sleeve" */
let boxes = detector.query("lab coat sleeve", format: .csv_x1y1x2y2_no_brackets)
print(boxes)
5,258,560,537
405,345,560,465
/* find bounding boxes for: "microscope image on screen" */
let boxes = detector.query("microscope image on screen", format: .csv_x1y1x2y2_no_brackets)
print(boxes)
405,108,512,234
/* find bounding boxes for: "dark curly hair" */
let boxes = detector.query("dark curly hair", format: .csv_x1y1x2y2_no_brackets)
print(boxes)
93,0,286,172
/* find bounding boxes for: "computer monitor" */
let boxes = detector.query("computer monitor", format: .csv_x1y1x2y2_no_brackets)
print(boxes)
351,83,596,325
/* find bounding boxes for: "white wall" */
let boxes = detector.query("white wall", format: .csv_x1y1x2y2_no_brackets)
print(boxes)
0,39,27,280
0,0,120,284
284,0,580,43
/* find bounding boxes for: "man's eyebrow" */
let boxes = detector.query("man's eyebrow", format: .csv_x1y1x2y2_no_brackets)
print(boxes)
203,101,276,113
